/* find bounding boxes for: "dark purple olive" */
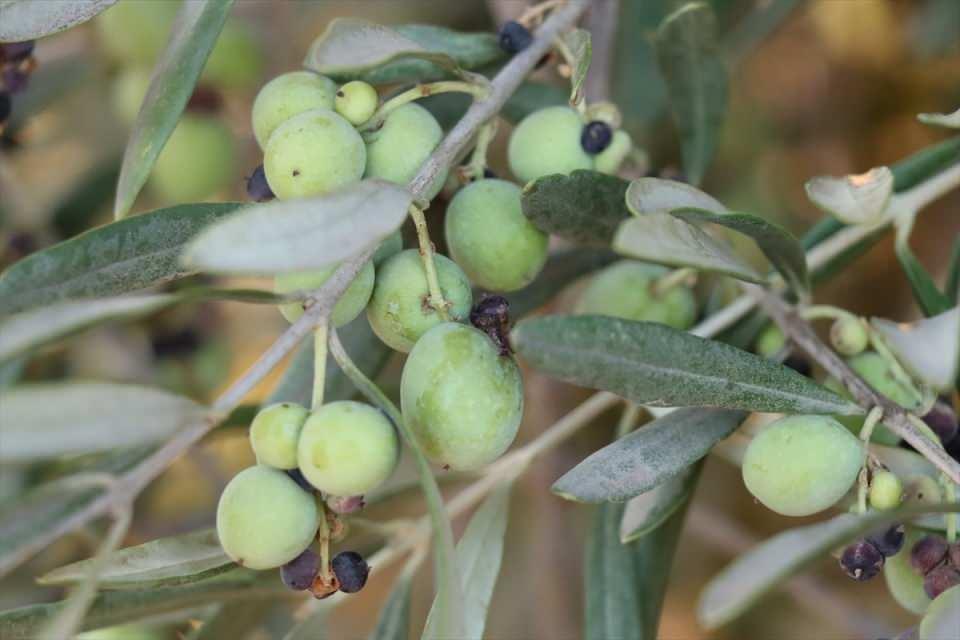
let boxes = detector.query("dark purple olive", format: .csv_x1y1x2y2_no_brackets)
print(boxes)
286,468,314,493
910,535,949,575
331,551,369,594
923,564,960,599
469,295,511,356
840,539,884,581
498,21,533,54
1,41,35,63
0,91,11,125
246,164,274,202
281,548,320,591
866,524,905,558
580,121,613,154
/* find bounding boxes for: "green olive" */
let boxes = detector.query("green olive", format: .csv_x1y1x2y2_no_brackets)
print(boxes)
884,528,932,615
149,115,236,203
249,403,310,470
334,81,379,125
507,106,593,184
868,470,903,511
755,324,787,359
364,103,445,199
830,317,869,356
274,260,375,328
252,72,337,148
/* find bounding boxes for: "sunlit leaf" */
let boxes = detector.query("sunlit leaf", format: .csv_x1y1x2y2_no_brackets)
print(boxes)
621,463,702,543
0,0,117,41
0,203,244,314
917,108,960,129
804,167,893,227
625,177,726,216
655,2,728,185
0,295,174,364
697,504,960,630
114,0,235,218
871,307,959,391
512,315,862,415
561,29,591,106
553,409,745,502
521,170,629,244
182,180,411,275
0,383,209,462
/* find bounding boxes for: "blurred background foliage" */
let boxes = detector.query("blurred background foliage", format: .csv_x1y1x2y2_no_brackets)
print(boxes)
0,1,958,638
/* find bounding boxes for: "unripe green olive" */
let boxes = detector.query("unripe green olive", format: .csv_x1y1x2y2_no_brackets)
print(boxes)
252,72,338,148
364,103,445,199
216,466,318,569
827,351,924,445
367,249,473,353
201,22,263,90
372,230,403,267
149,115,236,203
755,324,787,359
400,322,523,470
742,415,865,516
110,68,151,126
249,403,310,469
904,474,942,506
297,401,400,496
594,130,633,175
335,81,379,125
96,0,178,65
444,179,548,292
507,106,593,184
830,317,869,356
264,108,365,200
885,528,933,615
868,470,903,511
574,260,698,330
918,584,959,640
274,260,375,328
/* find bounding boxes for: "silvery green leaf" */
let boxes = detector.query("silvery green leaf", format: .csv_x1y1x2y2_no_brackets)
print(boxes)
893,223,953,316
182,180,412,275
521,170,630,245
613,212,766,283
114,0,235,218
0,0,117,41
38,529,232,590
620,463,702,543
917,108,960,129
871,307,959,391
0,383,209,462
561,29,591,106
625,178,726,216
0,295,174,364
804,167,893,226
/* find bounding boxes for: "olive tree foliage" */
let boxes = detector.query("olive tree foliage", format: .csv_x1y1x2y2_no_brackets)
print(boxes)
0,0,959,639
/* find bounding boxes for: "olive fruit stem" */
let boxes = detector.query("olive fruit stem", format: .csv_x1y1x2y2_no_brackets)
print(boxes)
317,503,332,582
654,267,697,297
360,81,488,133
859,406,884,445
311,321,329,411
800,304,858,324
465,119,498,181
408,204,451,321
867,326,929,408
553,35,588,115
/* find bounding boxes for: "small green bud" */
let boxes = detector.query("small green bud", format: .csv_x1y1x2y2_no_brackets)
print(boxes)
869,470,904,511
830,317,869,356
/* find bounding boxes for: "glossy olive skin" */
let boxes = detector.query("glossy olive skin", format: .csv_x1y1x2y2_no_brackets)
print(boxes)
297,401,400,497
216,466,318,570
364,103,445,199
366,249,473,353
400,322,523,470
274,260,375,328
150,115,236,203
445,179,548,292
251,71,337,148
742,415,865,516
575,260,698,330
507,106,593,184
249,403,309,470
263,108,365,199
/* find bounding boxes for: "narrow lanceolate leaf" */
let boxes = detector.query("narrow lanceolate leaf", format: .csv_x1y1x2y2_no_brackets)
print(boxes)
561,29,591,106
613,212,766,284
369,575,412,640
621,462,702,543
917,108,960,129
625,177,726,217
304,19,468,82
190,601,278,640
872,307,959,391
655,3,728,186
894,225,953,317
0,0,116,41
424,483,512,640
182,180,412,275
511,315,862,415
503,248,618,319
0,203,244,314
672,208,810,296
38,529,232,590
114,0,235,218
697,503,960,630
0,295,174,364
0,383,209,462
804,167,893,227
553,409,745,503
521,171,630,245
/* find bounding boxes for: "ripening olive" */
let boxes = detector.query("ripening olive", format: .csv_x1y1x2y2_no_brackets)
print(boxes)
507,106,593,184
249,403,310,470
868,470,904,511
274,260,375,328
251,72,337,148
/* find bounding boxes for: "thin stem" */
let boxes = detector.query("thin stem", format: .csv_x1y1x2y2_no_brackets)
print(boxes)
360,81,487,133
801,305,859,324
311,321,328,411
859,406,883,445
317,503,332,581
654,267,697,297
408,204,450,320
465,119,498,181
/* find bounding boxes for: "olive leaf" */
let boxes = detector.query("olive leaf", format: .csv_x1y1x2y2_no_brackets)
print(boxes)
191,601,279,640
804,167,893,227
182,180,411,275
0,202,244,315
0,383,209,462
620,463,702,543
553,408,746,503
561,28,591,106
917,108,960,129
655,2,729,186
114,0,235,218
521,170,630,244
948,237,960,304
511,315,862,415
697,503,960,630
893,224,953,317
0,0,117,41
625,177,726,217
38,529,233,590
502,247,619,319
0,294,174,364
871,307,959,392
